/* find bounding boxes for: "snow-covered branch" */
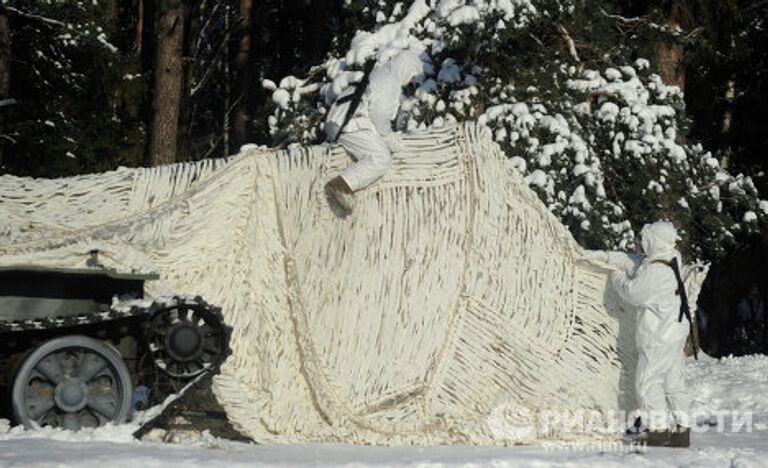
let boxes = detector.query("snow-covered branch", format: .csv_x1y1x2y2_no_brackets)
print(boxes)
556,24,580,62
190,26,236,97
0,5,68,28
598,8,645,25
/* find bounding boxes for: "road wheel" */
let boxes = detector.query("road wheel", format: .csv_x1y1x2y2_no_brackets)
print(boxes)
11,335,133,430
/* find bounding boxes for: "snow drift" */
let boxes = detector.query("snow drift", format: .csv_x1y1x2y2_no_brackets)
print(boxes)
0,123,704,444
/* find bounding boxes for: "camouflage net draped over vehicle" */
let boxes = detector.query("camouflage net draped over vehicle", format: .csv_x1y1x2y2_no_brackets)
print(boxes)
0,123,705,444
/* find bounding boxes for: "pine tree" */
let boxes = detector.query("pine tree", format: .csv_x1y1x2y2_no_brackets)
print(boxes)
0,1,147,177
260,0,766,261
149,0,188,166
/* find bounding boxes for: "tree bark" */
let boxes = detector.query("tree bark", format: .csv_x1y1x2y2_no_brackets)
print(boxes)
0,14,9,103
0,13,10,167
149,0,186,166
653,0,685,90
233,0,253,148
223,4,231,157
175,0,197,161
719,33,737,169
719,75,736,169
136,0,144,54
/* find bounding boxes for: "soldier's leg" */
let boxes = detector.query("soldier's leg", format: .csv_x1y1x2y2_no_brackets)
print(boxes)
635,346,671,430
664,337,690,424
337,127,392,192
663,337,691,447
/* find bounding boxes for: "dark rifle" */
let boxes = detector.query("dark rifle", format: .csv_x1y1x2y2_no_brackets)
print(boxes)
654,257,700,359
331,60,376,143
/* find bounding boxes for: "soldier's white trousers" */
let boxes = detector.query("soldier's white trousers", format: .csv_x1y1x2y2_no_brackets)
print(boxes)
635,337,690,429
337,125,392,192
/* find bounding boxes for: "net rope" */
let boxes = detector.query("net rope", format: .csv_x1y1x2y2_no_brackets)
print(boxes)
0,123,706,444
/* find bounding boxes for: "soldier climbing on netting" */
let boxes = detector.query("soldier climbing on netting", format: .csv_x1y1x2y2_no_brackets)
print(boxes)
323,48,430,215
584,221,698,448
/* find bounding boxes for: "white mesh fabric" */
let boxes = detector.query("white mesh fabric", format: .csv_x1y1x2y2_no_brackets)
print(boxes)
0,123,706,444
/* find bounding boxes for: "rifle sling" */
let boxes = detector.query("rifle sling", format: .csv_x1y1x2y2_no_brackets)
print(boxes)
333,60,376,142
653,257,699,359
653,258,690,323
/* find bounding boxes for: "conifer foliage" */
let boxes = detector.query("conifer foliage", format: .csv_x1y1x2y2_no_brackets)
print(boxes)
261,0,766,261
0,0,765,261
1,0,145,177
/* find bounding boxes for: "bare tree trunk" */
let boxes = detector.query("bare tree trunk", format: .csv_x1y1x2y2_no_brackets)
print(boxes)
653,0,685,90
149,0,186,166
109,0,118,28
233,0,253,148
0,13,10,167
719,77,736,169
136,0,144,53
764,283,768,355
175,0,197,161
719,36,737,169
0,14,9,103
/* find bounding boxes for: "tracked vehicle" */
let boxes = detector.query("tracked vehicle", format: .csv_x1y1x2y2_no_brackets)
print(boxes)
0,256,230,432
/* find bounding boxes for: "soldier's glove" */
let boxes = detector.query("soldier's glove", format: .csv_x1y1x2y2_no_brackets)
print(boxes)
382,133,405,153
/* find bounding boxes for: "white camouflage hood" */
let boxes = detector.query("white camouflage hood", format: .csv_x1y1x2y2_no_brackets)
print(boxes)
640,221,680,260
387,49,428,86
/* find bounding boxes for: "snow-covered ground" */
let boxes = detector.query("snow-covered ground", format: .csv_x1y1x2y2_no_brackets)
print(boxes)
2,354,767,468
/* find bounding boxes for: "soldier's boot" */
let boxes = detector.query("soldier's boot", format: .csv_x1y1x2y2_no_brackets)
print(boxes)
668,425,691,448
325,175,355,216
632,429,671,447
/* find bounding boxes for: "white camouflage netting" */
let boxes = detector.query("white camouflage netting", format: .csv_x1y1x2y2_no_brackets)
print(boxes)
0,123,705,444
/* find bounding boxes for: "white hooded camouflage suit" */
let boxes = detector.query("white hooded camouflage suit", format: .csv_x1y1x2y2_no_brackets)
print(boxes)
587,221,691,430
325,49,427,191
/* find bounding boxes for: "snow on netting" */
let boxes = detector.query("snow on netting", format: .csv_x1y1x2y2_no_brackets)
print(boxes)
0,123,704,444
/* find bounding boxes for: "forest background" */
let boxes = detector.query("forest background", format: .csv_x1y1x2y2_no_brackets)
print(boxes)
0,0,766,355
